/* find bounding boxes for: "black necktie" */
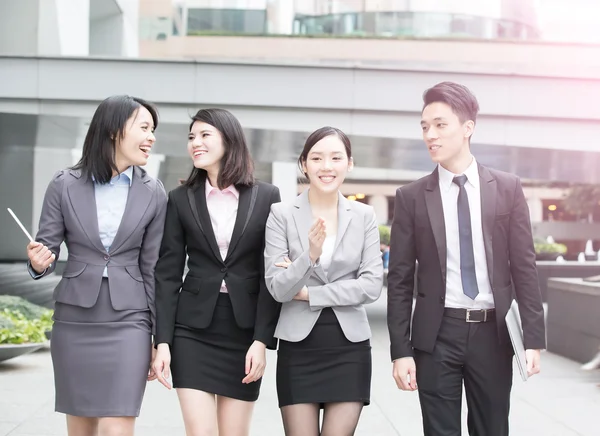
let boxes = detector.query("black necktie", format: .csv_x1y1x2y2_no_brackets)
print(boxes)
453,175,479,300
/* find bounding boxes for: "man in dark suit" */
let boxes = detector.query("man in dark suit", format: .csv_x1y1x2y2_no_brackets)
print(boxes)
387,82,546,436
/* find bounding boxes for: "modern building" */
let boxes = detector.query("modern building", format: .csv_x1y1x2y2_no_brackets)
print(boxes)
1,0,599,262
139,0,539,44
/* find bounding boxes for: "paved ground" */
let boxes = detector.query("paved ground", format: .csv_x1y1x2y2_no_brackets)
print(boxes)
1,290,599,435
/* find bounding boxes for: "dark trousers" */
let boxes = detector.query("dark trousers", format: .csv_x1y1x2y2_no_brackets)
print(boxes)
414,315,513,436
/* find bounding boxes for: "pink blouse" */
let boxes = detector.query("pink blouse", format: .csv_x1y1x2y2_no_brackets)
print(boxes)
205,181,239,293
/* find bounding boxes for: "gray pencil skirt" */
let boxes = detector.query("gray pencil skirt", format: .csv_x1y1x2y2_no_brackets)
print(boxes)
50,278,151,417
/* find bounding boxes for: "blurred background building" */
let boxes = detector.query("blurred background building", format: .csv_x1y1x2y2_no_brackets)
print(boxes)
1,0,600,262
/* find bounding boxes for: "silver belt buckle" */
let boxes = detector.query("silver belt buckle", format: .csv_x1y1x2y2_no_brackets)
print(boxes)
466,309,485,323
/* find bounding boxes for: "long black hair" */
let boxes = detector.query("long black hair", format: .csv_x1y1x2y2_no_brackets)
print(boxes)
72,95,159,184
184,108,254,190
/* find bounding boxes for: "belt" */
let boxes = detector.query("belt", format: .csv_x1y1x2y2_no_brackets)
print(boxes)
444,307,495,323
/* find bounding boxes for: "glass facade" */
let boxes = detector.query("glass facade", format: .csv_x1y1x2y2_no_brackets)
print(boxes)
293,11,539,40
187,8,267,34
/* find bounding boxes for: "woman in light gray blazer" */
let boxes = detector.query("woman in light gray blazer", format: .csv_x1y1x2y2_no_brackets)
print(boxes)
264,127,384,436
26,96,167,436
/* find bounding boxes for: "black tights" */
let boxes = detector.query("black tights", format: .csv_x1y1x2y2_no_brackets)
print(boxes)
280,402,363,436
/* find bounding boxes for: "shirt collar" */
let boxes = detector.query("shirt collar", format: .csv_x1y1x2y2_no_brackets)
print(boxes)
118,166,134,186
92,166,133,186
205,179,239,199
438,157,480,192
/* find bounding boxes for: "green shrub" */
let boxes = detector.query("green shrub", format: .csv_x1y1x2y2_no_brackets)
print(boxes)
0,312,15,330
379,225,391,246
0,309,53,345
0,295,48,320
533,238,567,254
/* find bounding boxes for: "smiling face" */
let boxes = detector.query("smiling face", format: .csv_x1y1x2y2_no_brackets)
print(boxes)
421,101,474,168
302,134,353,194
187,121,225,177
114,106,156,170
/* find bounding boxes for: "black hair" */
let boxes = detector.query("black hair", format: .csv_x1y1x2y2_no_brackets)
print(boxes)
72,95,158,184
184,108,254,189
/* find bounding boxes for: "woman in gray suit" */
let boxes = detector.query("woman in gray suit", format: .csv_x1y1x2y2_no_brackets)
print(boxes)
264,127,384,436
26,95,167,436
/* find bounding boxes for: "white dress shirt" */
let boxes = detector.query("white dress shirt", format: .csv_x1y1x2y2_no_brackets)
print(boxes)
438,158,494,309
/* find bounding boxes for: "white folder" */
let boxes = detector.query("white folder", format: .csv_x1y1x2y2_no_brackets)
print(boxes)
506,299,528,382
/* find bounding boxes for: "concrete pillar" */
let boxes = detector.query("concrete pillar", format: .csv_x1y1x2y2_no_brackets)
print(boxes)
0,0,40,55
369,194,389,225
527,195,544,223
38,0,90,56
272,161,298,203
267,0,295,34
142,153,165,179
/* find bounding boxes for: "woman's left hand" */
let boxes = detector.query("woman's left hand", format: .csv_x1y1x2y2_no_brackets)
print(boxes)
275,256,292,269
148,346,158,382
275,257,309,301
243,341,267,384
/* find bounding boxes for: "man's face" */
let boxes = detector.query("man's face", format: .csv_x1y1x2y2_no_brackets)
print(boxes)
420,102,474,166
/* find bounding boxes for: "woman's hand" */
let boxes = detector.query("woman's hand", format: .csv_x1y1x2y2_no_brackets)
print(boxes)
148,346,158,381
243,341,266,384
308,218,326,263
151,343,172,389
27,241,55,274
275,257,309,301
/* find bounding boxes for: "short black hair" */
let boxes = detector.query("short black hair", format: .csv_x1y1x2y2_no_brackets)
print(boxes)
422,81,480,123
73,95,158,184
298,126,352,179
184,108,254,189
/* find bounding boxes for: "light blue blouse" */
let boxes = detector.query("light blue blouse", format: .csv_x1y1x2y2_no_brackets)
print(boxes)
95,166,133,276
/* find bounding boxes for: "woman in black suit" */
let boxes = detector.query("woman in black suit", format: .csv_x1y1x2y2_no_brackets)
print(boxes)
152,108,281,436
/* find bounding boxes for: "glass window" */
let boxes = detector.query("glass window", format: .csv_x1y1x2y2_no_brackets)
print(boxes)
187,8,267,34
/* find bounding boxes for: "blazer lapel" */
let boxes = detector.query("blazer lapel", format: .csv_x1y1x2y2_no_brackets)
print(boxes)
424,168,447,285
192,178,223,263
225,184,256,261
110,166,153,254
292,190,327,283
333,192,352,254
66,170,106,253
479,164,497,286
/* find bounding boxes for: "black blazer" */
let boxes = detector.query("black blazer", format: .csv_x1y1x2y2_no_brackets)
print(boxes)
387,163,546,360
155,177,281,349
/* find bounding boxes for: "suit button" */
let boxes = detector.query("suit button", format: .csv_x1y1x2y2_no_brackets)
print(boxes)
221,267,227,273
104,255,110,261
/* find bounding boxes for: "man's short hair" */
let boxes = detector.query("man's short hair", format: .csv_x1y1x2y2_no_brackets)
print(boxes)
422,82,480,123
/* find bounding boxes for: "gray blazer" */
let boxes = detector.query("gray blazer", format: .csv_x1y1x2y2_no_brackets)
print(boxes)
30,167,167,332
264,190,384,343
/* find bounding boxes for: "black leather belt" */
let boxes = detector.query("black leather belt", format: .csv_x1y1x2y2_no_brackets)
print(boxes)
444,308,495,323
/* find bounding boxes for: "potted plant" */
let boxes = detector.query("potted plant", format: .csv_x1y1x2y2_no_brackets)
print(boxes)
534,238,567,261
0,296,53,363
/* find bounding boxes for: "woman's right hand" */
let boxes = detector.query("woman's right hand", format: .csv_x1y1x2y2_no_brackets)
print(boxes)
151,343,172,390
27,241,55,275
308,218,326,263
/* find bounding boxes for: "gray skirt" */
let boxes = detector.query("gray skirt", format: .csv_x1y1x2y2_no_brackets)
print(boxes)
51,278,151,417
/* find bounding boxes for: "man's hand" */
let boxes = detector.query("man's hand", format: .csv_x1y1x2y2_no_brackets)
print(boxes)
526,349,541,377
392,357,417,391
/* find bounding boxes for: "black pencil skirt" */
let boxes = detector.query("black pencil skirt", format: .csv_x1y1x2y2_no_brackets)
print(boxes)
170,293,260,402
276,307,372,408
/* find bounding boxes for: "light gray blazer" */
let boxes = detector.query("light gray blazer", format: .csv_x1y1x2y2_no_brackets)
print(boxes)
30,167,167,332
264,190,384,343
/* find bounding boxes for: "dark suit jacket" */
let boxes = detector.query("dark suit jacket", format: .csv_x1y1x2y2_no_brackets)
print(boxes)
154,177,281,349
387,163,546,360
